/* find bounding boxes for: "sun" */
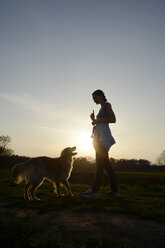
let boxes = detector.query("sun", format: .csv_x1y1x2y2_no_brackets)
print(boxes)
75,131,94,156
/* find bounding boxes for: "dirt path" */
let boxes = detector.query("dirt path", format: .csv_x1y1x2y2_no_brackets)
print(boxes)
1,208,165,248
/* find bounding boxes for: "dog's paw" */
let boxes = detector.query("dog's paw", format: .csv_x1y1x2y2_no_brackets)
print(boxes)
68,193,74,197
31,198,41,201
57,194,65,198
24,196,31,201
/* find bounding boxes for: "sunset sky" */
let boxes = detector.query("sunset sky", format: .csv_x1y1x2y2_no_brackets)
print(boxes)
0,0,165,163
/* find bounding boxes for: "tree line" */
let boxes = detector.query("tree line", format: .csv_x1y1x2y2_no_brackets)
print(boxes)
0,135,165,171
0,154,165,172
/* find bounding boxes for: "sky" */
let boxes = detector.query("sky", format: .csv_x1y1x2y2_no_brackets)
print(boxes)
0,0,165,163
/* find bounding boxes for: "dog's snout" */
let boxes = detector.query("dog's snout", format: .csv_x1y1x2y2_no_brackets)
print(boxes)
72,146,76,151
71,146,77,156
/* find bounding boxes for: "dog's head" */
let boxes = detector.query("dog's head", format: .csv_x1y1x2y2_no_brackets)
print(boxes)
60,146,77,158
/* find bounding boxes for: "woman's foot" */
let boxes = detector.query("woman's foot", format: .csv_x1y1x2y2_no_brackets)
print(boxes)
106,191,121,198
83,189,99,198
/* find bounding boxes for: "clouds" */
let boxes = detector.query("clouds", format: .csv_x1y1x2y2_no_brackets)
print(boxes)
0,91,89,132
0,91,57,117
0,91,91,157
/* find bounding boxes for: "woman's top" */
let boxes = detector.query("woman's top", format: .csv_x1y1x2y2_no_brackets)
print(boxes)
92,102,116,151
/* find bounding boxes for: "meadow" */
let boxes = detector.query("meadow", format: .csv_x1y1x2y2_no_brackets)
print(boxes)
0,169,165,248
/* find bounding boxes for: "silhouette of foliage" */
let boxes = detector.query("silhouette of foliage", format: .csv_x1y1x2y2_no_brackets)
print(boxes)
156,150,165,165
0,135,14,156
0,154,164,171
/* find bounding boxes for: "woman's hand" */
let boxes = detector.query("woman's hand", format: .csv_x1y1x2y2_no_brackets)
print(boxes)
90,110,95,121
92,119,100,125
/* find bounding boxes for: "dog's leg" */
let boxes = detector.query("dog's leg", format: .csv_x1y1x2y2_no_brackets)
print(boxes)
30,182,42,201
61,180,73,196
55,182,64,197
24,183,31,200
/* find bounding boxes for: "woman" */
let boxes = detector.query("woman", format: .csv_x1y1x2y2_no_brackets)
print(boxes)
83,89,120,198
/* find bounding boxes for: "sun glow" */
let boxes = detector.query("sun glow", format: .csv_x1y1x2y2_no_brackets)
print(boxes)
75,131,94,156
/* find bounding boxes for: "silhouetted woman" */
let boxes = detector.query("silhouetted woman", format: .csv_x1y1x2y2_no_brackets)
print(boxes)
83,90,120,198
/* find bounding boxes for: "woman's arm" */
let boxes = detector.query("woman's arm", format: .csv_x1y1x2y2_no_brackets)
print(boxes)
105,103,116,123
92,103,116,125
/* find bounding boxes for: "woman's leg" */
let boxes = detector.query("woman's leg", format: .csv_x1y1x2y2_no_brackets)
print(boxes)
102,150,119,193
92,150,104,193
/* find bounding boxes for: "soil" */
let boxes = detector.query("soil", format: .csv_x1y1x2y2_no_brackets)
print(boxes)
0,207,165,248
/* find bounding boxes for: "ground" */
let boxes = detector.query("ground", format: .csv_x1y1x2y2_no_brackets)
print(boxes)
1,207,165,248
0,170,165,247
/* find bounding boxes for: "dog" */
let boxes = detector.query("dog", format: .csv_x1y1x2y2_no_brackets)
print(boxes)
12,146,77,201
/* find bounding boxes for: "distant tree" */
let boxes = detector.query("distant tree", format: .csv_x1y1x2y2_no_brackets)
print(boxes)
0,135,14,156
138,159,151,166
72,157,95,173
156,150,165,165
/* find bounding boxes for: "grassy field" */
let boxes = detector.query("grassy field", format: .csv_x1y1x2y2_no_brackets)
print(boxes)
0,169,165,248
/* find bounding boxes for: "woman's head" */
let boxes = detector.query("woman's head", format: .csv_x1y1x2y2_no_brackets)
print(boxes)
92,89,107,104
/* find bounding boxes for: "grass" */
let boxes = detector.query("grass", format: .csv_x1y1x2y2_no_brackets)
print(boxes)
0,169,165,248
0,170,165,221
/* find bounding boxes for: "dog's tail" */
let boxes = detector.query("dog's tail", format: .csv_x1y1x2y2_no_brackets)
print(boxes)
12,163,25,184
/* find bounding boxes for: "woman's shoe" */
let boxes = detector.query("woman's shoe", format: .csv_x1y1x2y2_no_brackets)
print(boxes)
83,189,99,198
106,191,121,198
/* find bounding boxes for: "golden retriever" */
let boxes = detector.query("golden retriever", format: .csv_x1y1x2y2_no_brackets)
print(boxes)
12,146,77,201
